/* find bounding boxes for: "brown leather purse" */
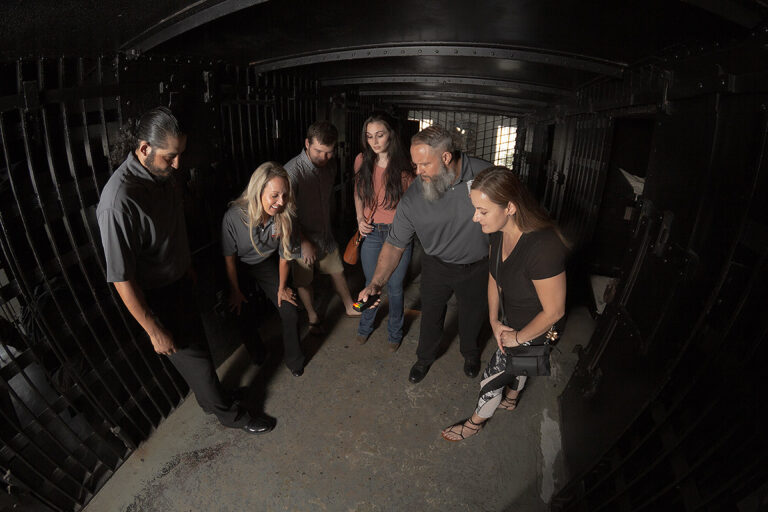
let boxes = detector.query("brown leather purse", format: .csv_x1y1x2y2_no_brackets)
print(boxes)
343,202,377,265
343,230,363,265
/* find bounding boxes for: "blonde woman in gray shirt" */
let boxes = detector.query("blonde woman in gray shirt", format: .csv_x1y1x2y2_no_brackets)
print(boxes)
222,162,305,376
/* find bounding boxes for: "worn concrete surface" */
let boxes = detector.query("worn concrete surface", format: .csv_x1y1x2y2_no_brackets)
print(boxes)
84,271,593,512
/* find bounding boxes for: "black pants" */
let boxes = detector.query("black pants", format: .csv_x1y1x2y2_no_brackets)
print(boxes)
417,254,489,365
145,278,246,428
240,255,304,372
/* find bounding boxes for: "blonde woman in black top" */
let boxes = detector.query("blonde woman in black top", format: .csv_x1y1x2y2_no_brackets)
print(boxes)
442,166,568,441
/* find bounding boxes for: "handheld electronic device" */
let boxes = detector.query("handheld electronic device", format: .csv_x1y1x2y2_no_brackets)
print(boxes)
352,294,380,312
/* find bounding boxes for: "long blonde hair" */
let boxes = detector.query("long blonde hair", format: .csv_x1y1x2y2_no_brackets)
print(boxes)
230,162,296,258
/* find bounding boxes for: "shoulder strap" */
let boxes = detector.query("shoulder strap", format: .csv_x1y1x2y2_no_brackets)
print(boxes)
495,235,506,325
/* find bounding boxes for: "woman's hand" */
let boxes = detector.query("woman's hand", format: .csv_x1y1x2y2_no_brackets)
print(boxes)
358,216,373,235
228,288,248,316
491,320,516,354
301,239,317,266
277,286,297,307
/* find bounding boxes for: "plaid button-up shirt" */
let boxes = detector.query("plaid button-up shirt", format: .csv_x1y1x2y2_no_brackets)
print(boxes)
284,149,338,254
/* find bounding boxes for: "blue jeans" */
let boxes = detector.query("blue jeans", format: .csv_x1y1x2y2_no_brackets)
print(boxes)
358,223,413,344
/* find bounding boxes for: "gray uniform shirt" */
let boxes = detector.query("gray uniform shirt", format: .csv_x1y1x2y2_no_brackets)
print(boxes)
96,152,191,289
284,150,337,254
387,153,491,264
221,204,299,265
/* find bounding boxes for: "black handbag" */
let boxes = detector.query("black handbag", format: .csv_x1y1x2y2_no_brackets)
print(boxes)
494,236,557,377
505,342,552,377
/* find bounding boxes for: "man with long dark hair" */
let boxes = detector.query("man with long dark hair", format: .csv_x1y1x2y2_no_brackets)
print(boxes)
97,107,274,434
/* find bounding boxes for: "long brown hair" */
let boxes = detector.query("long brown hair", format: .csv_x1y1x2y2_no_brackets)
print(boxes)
355,112,414,210
471,166,569,246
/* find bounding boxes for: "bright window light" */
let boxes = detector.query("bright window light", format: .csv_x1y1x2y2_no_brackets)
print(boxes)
494,125,517,167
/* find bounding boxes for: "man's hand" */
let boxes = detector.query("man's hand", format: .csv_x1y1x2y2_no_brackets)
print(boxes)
228,288,248,315
358,283,382,305
301,239,317,266
277,286,297,307
113,280,179,356
149,324,176,355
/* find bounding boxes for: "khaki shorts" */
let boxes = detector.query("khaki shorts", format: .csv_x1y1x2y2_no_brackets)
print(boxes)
292,248,344,287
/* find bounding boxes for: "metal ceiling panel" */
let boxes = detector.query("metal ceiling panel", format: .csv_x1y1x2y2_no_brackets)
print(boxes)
311,56,592,92
2,0,757,115
323,75,573,97
247,43,625,76
376,98,534,114
149,0,751,64
359,89,549,107
121,0,271,54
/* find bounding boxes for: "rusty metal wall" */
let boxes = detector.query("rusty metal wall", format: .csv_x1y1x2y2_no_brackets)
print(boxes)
549,48,768,510
218,66,317,183
0,55,184,512
557,115,613,248
0,54,318,511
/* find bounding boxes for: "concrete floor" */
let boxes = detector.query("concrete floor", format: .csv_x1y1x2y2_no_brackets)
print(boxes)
84,270,593,512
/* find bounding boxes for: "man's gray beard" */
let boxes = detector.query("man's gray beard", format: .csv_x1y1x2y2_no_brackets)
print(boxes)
421,164,455,202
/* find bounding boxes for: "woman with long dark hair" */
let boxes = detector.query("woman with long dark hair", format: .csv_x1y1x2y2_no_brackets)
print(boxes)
222,162,305,376
441,166,568,441
353,113,415,350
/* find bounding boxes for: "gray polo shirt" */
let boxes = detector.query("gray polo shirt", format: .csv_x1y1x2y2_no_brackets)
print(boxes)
284,150,337,254
96,152,191,289
221,204,300,265
387,153,491,264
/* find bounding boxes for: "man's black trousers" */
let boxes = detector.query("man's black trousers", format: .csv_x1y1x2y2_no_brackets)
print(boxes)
145,278,246,428
416,254,488,365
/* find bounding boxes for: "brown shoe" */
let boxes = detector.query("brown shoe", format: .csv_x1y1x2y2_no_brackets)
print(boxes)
355,334,369,345
388,342,401,352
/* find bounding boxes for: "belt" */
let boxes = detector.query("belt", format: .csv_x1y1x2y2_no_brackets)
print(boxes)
430,255,488,270
370,222,392,232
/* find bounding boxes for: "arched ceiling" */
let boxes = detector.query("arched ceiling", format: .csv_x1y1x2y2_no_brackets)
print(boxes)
2,0,764,114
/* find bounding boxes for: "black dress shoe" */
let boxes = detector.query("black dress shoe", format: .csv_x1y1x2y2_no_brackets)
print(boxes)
242,414,275,435
464,358,481,378
291,368,304,377
408,362,431,383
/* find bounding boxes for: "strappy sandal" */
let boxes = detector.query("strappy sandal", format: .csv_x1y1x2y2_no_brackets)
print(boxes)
498,388,521,411
441,417,485,442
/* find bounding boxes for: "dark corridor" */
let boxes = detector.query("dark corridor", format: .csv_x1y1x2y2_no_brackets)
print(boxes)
1,1,767,510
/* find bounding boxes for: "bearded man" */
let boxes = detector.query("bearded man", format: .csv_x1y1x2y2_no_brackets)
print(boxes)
358,125,492,383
